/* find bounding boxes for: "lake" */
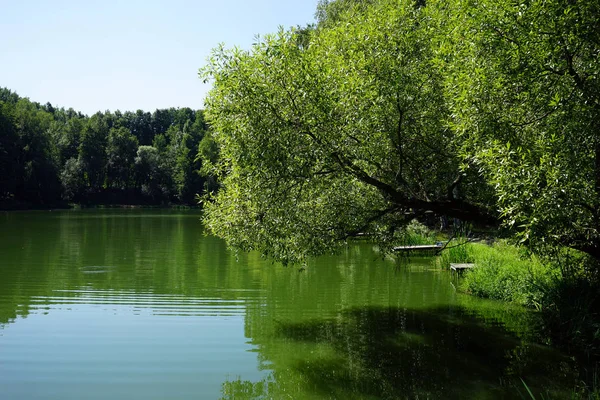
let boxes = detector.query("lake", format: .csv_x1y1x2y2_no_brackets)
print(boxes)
0,209,580,399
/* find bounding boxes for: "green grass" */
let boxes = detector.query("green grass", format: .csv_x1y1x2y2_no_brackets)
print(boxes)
436,238,476,265
451,241,556,308
435,239,554,307
399,219,439,246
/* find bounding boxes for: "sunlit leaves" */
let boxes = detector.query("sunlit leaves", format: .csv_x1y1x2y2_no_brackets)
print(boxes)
446,0,600,256
200,0,481,263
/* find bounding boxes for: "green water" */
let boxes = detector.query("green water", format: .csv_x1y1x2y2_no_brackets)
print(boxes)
0,210,579,399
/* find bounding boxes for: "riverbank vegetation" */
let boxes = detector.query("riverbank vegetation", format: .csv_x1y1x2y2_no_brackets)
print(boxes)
403,219,599,369
0,88,217,209
199,0,600,385
426,231,597,393
454,240,600,396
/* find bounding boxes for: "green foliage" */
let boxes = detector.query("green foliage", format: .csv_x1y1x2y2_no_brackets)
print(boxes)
0,102,19,199
106,127,138,189
60,158,85,201
53,116,83,166
79,113,108,191
197,131,220,195
198,0,600,272
444,0,600,260
12,98,61,204
201,0,493,263
400,219,437,246
539,274,600,362
456,242,600,362
437,240,475,266
174,120,206,203
134,146,175,201
315,0,375,27
0,88,206,207
0,87,20,104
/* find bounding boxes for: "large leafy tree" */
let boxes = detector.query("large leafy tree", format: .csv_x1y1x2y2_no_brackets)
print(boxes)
444,0,600,260
201,0,495,263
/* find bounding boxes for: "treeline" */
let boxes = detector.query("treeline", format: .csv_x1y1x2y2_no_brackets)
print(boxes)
0,88,217,208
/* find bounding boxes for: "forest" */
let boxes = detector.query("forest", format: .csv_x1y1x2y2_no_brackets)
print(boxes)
0,87,217,209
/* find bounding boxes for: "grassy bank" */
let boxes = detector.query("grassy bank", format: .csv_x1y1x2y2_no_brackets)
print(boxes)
436,238,599,395
439,241,554,308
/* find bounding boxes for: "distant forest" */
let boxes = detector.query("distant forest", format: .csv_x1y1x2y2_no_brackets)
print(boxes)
0,87,217,209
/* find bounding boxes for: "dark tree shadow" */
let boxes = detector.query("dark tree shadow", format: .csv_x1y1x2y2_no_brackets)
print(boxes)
268,306,577,399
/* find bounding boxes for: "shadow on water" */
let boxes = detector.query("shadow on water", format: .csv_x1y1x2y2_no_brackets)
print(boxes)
223,306,577,400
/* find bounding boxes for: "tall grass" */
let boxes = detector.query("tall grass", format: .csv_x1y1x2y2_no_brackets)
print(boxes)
454,242,555,308
436,238,476,265
399,219,438,246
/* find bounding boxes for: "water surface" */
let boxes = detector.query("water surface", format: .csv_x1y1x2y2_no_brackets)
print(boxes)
0,210,577,399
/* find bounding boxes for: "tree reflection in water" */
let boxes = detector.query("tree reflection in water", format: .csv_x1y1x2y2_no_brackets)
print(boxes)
223,306,577,399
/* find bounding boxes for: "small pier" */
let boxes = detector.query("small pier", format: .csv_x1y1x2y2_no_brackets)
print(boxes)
450,263,475,275
393,243,444,254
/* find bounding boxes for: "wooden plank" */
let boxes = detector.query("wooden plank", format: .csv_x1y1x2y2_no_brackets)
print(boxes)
393,244,444,252
450,263,475,271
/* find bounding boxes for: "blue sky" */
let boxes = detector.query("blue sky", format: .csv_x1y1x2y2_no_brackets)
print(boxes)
0,0,318,115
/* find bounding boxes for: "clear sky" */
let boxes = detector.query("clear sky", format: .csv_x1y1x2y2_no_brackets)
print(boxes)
0,0,318,115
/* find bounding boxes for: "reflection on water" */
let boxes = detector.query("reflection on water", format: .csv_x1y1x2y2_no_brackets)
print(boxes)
0,210,580,399
226,306,573,399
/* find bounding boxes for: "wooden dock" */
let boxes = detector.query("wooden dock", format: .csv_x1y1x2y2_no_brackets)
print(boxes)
393,244,444,253
450,263,475,274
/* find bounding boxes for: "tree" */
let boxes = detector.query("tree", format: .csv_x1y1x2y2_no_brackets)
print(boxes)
53,116,83,166
443,0,600,261
0,87,20,105
200,0,495,263
315,0,375,27
79,113,108,191
126,110,153,145
173,107,196,129
134,146,174,201
1,88,206,207
12,99,61,204
197,131,220,195
174,120,205,204
60,157,85,201
106,127,139,189
151,108,174,136
0,102,19,200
